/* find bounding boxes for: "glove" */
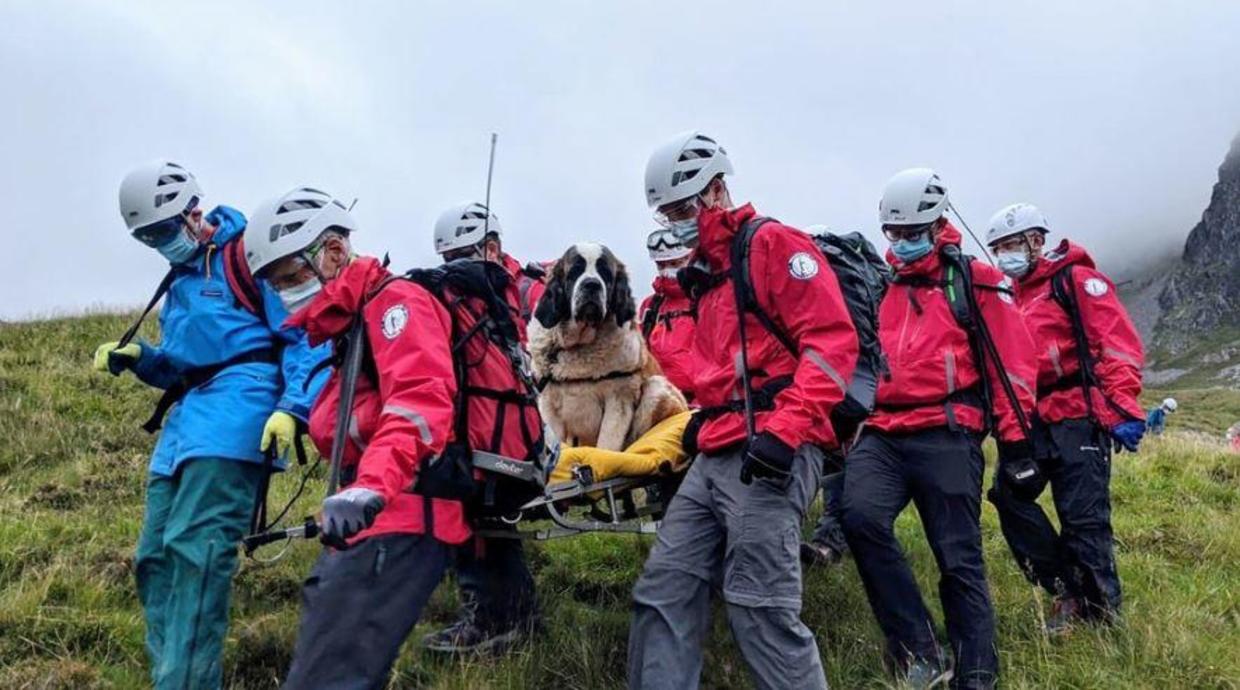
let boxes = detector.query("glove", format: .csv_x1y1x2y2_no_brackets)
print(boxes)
681,411,708,459
93,341,142,375
997,440,1046,501
259,411,298,459
1110,420,1146,453
740,432,796,485
320,487,385,548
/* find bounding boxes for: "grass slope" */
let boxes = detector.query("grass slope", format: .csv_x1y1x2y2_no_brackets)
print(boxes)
0,314,1237,689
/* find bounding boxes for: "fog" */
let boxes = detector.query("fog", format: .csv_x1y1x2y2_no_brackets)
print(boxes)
3,0,1239,318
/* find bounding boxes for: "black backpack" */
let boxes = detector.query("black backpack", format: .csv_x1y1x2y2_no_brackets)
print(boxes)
731,217,890,440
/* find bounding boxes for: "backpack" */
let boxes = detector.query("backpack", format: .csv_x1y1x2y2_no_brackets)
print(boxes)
730,217,890,440
394,260,546,517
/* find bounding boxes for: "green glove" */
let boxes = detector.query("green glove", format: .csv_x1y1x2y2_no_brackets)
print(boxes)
93,341,142,375
260,411,298,459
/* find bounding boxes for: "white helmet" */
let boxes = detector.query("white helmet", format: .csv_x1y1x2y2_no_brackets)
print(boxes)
987,203,1050,247
118,160,204,231
433,202,503,255
244,187,357,275
879,168,948,226
1163,397,1178,412
646,228,693,262
644,130,734,209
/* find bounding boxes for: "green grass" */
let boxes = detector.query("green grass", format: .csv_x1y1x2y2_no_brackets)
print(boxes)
1,314,1238,688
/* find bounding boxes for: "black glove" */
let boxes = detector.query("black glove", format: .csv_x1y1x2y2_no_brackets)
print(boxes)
997,441,1046,501
740,432,796,485
681,411,708,458
320,487,385,549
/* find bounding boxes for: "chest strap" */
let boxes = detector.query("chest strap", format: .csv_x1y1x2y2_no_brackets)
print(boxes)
142,348,279,433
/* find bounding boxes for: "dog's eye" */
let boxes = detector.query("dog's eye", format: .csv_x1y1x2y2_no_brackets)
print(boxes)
596,260,614,286
567,256,586,282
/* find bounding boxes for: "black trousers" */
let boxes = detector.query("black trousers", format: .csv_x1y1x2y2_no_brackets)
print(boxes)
841,428,997,686
989,418,1121,617
455,528,539,631
283,534,450,690
809,453,849,555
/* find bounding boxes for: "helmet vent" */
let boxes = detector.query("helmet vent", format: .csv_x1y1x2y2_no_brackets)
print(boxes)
154,190,179,208
279,199,325,213
268,220,304,242
157,174,187,186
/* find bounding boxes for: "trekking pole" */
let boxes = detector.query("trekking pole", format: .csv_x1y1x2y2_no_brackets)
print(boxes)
948,203,996,267
482,133,498,236
327,316,366,497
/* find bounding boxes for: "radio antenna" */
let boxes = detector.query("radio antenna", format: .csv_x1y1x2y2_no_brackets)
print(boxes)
483,133,498,236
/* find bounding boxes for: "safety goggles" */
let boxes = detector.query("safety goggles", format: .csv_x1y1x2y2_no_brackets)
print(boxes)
646,228,682,252
132,196,199,247
881,221,934,243
653,196,702,227
990,235,1029,255
443,244,484,262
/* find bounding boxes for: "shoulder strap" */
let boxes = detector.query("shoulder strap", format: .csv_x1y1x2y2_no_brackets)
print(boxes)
327,314,367,497
1050,265,1100,421
116,268,177,349
731,217,798,355
641,293,666,340
222,238,266,319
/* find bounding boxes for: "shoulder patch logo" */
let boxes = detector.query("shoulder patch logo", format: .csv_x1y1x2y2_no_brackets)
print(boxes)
381,304,409,339
1083,278,1109,297
997,276,1015,304
788,252,819,280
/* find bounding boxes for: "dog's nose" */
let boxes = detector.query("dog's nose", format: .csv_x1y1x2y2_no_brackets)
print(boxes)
578,278,603,294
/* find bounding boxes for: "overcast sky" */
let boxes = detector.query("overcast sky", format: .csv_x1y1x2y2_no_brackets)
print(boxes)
4,0,1240,319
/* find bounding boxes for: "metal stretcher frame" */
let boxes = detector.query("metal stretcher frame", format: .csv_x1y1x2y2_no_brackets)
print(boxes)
474,474,671,541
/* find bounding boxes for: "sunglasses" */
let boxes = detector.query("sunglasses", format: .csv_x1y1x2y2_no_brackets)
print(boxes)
882,221,935,243
132,197,199,247
653,197,702,227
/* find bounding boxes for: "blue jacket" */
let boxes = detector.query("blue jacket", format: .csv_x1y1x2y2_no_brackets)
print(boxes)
1146,407,1167,435
131,206,330,476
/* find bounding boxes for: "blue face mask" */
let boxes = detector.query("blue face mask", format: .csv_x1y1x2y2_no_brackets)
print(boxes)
996,250,1032,278
668,218,699,247
155,228,201,265
891,235,933,264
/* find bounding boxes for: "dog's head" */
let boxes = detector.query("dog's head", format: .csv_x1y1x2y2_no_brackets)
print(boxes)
535,242,635,330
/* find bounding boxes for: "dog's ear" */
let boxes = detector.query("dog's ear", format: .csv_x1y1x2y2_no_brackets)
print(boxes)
534,259,570,328
609,257,637,326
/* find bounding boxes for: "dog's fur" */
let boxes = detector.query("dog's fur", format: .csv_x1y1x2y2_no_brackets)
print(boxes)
529,242,688,450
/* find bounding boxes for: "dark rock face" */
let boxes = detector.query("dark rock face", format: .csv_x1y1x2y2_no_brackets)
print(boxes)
1155,134,1240,355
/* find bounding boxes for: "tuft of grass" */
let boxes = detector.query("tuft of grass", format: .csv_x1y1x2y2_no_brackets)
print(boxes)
1,315,1238,688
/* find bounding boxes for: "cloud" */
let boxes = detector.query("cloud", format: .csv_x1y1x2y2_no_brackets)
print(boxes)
3,0,1239,318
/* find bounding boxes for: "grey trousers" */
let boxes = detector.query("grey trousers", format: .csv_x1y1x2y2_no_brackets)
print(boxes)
628,444,827,690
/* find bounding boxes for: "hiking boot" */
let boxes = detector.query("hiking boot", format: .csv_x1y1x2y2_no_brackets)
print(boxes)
422,610,527,656
953,671,996,690
904,656,953,689
1045,596,1084,636
799,541,844,569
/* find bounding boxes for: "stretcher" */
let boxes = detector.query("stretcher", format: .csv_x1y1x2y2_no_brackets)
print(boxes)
242,411,692,553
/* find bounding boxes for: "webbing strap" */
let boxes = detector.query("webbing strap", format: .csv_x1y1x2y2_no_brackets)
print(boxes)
117,268,176,349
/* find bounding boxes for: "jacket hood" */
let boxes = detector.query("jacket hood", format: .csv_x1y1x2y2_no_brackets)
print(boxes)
1023,239,1095,288
887,222,963,278
500,252,524,280
652,274,685,299
696,203,759,271
205,205,246,245
286,256,391,345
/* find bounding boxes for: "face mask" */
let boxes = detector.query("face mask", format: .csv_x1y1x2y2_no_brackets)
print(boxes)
996,250,1032,278
891,235,933,264
668,218,699,246
278,278,322,314
155,228,201,265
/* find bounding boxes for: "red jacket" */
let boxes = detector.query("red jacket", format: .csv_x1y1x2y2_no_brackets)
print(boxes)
501,253,546,328
289,258,468,545
868,225,1038,443
689,204,859,452
639,276,698,398
1015,240,1144,427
